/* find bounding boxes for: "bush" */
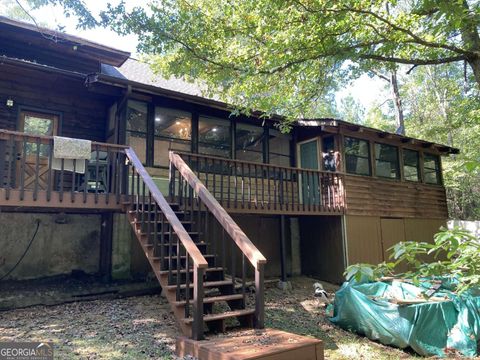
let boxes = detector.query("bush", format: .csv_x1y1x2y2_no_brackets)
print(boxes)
344,227,480,293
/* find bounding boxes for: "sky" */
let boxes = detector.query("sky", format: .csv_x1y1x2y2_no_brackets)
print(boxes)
7,0,388,112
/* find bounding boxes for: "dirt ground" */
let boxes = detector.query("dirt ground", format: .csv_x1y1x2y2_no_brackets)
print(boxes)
0,276,425,359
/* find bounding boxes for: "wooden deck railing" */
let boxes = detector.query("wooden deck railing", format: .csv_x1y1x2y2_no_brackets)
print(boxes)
0,129,128,209
169,151,267,328
174,151,345,215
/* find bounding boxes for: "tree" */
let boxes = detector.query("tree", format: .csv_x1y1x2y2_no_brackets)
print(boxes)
98,0,480,121
402,62,480,219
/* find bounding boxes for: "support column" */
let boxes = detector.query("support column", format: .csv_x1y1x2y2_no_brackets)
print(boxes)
280,215,287,282
99,212,113,282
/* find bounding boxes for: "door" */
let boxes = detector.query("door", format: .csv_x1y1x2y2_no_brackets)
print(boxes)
17,111,59,190
298,139,320,205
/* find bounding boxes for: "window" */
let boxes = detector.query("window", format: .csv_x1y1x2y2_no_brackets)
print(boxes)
269,128,291,167
154,107,192,167
236,123,264,163
344,137,370,176
126,100,148,164
198,116,231,158
375,143,399,179
424,153,441,184
403,149,420,182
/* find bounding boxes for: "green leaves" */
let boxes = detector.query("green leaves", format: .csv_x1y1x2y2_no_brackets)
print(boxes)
345,227,480,294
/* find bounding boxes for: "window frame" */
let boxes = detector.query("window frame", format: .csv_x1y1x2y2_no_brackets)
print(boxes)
343,136,372,176
374,142,400,180
402,148,421,182
423,152,442,185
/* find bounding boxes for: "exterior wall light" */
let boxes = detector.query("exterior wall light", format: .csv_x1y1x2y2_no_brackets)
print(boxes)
6,97,14,107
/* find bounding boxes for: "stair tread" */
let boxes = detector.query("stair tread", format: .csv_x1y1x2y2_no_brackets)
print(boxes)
158,267,223,275
167,280,234,290
182,309,255,324
174,294,244,306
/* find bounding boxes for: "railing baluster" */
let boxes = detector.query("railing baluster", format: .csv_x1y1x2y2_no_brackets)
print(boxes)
231,236,236,286
106,148,111,205
254,164,258,208
185,252,190,318
227,161,231,209
95,144,100,204
176,235,181,301
160,212,165,271
242,253,246,305
71,159,76,203
212,158,216,199
266,166,270,210
247,164,252,209
47,139,53,202
147,192,152,245
5,135,13,200
33,137,40,201
220,159,224,206
234,162,238,209
19,138,26,201
168,221,173,284
59,158,65,203
241,162,245,209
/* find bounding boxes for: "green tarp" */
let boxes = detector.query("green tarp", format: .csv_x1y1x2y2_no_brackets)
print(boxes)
329,279,480,357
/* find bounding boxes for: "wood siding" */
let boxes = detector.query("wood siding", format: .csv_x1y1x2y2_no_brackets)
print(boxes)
344,174,448,219
0,62,115,142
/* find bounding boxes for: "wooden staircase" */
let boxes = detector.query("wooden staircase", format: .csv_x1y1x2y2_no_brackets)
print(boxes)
124,149,266,340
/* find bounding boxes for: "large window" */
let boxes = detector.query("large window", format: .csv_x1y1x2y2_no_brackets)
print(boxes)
375,143,400,179
269,128,291,167
199,116,231,158
126,100,148,163
236,123,264,163
154,107,192,167
344,137,371,176
424,153,442,184
403,149,420,182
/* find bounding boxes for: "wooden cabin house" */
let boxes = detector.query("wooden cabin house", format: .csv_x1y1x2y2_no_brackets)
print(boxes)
0,17,457,339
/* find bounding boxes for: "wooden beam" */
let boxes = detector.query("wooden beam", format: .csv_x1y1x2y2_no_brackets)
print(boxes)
0,189,124,210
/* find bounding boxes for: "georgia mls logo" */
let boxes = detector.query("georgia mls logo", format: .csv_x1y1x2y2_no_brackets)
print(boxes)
0,342,53,360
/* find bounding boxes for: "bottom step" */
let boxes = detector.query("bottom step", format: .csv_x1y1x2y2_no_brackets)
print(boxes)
182,308,255,324
176,328,324,360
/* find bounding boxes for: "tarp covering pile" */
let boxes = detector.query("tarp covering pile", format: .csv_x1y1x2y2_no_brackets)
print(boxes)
329,279,480,357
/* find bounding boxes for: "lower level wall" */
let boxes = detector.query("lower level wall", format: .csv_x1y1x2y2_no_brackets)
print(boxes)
345,215,447,266
0,213,101,281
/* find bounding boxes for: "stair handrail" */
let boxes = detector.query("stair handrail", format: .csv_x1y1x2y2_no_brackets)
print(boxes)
170,151,267,268
126,148,208,340
169,151,267,328
125,148,209,269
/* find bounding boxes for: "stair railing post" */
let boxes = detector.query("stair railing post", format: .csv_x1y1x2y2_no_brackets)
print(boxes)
254,262,265,329
192,264,204,340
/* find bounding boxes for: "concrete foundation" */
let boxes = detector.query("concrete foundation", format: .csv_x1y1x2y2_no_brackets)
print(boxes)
0,213,101,280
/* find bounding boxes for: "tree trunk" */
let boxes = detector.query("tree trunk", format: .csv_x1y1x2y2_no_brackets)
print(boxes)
390,69,405,135
468,57,480,88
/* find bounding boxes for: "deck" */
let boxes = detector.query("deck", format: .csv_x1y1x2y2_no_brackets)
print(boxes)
0,130,345,215
0,129,127,211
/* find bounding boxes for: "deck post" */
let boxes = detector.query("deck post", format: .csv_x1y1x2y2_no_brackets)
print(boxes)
192,264,205,340
280,215,287,283
254,262,265,329
99,212,113,282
